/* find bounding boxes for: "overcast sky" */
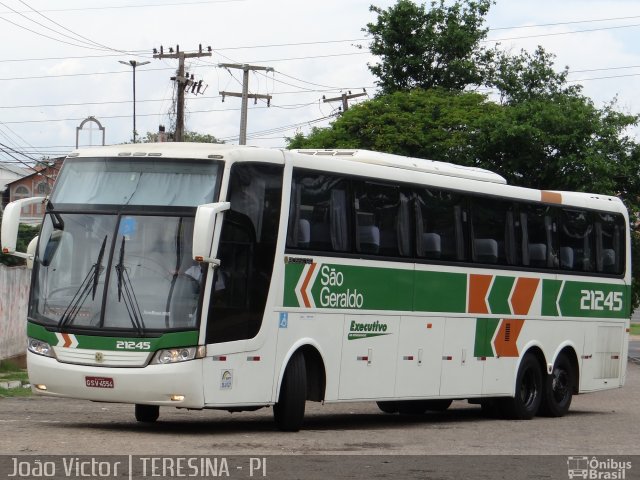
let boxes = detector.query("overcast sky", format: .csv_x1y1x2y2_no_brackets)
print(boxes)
1,0,640,164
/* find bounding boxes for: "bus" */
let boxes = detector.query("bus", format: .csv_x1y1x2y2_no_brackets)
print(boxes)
1,143,631,431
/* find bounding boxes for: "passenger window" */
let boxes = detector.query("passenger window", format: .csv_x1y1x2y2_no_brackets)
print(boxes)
559,209,594,272
353,181,411,257
521,204,558,269
470,198,516,265
287,172,350,253
595,212,624,274
415,189,466,261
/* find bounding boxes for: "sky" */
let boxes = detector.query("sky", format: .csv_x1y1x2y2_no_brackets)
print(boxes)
1,0,640,166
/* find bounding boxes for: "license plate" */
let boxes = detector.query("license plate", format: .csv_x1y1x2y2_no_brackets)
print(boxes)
85,376,114,388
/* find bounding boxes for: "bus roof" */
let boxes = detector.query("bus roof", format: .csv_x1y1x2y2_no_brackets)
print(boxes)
68,142,258,160
293,149,507,185
66,143,625,214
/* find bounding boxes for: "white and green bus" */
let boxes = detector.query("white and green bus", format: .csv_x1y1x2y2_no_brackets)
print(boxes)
1,143,631,431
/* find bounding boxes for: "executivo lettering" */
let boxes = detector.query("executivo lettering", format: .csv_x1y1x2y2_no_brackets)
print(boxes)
348,320,389,340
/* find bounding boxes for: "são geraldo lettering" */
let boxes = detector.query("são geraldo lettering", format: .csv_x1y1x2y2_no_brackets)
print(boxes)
319,265,364,308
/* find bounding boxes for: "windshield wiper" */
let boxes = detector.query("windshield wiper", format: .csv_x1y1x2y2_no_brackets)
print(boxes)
114,237,145,335
59,235,107,329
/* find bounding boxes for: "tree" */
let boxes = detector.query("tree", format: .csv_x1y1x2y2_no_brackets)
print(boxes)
288,88,499,164
490,46,582,104
137,131,224,143
365,0,495,93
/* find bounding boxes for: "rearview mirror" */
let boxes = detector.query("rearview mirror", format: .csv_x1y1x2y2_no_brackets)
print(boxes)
1,197,45,259
192,202,230,264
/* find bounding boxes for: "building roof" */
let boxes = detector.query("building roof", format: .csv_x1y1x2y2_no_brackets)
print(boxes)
0,162,30,177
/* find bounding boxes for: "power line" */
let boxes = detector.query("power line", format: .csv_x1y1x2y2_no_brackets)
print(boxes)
491,14,640,31
0,0,246,15
16,0,124,53
486,22,640,43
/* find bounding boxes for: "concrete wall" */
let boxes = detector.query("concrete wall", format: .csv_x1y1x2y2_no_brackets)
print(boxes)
0,265,30,360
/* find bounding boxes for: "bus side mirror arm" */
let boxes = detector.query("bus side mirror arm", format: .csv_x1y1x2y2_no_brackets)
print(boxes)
1,197,46,260
192,201,230,264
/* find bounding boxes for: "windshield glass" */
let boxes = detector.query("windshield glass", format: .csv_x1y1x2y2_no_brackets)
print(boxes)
30,213,205,333
51,157,219,207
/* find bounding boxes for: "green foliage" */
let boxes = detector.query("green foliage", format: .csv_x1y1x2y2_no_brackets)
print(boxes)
138,131,224,144
365,0,496,93
0,214,39,267
490,47,582,104
288,88,499,162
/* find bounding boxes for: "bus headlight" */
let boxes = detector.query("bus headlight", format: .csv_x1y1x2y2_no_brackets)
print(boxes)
152,346,205,365
28,338,54,358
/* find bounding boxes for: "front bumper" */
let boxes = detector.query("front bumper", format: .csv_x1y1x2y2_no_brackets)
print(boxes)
27,351,205,408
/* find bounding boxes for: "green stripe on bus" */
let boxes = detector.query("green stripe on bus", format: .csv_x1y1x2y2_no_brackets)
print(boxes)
474,318,500,357
541,280,562,317
413,270,466,313
488,276,515,315
309,264,414,311
282,261,629,319
27,322,199,351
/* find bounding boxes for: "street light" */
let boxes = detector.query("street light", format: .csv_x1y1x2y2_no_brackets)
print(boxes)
119,60,150,143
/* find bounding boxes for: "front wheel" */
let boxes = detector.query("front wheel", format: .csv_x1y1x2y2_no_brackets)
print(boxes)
539,353,574,417
423,399,453,412
135,404,159,423
273,352,307,431
502,353,543,420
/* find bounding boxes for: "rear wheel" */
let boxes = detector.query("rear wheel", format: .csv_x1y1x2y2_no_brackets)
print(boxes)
502,353,543,420
539,353,574,417
397,400,428,415
273,352,307,431
135,404,159,423
376,401,399,414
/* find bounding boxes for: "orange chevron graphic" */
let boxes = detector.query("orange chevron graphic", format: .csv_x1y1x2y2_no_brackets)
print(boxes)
300,263,317,308
468,274,492,314
61,333,73,348
494,319,524,357
510,278,540,315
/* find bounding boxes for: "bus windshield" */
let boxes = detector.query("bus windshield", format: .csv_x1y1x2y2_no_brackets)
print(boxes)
50,157,219,207
28,157,221,334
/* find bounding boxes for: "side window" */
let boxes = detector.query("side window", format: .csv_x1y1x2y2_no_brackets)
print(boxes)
206,163,283,344
521,204,558,269
470,197,516,265
353,181,411,256
559,209,594,272
287,171,350,253
415,188,466,261
595,212,625,275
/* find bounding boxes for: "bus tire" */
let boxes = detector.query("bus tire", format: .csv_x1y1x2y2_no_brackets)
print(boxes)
502,353,542,420
424,399,453,411
376,401,399,414
135,404,159,423
274,351,307,432
397,400,428,415
539,353,574,417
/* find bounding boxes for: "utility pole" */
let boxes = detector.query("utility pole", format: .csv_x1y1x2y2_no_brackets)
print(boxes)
219,63,273,145
323,89,368,113
153,44,211,141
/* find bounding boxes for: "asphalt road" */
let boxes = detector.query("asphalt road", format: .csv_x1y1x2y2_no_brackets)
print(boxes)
0,363,638,479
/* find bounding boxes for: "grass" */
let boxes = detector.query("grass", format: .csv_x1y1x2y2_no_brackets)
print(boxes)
0,360,31,398
631,323,640,336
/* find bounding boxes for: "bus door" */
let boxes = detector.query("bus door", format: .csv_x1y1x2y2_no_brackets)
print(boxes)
202,162,284,405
